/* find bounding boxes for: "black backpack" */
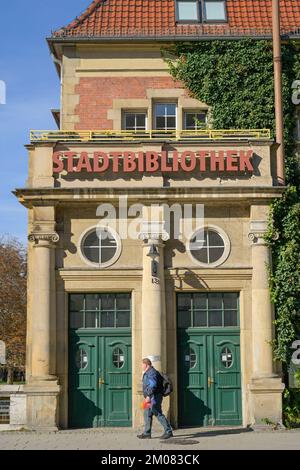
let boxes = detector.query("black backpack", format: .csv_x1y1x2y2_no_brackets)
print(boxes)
160,372,173,397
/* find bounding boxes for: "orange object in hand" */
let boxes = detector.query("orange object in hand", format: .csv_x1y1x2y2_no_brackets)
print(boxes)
141,398,151,410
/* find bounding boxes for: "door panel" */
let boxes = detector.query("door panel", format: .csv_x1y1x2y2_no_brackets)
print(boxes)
105,338,132,426
69,335,99,428
214,335,242,425
69,333,132,428
178,331,211,426
178,331,242,427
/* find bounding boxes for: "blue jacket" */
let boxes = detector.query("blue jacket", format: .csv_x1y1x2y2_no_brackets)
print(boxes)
142,367,163,398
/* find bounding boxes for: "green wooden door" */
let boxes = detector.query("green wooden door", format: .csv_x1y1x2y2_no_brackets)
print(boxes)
177,292,242,427
68,293,132,428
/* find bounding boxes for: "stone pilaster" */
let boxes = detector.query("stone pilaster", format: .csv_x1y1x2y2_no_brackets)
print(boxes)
248,215,284,428
139,220,169,373
25,222,60,431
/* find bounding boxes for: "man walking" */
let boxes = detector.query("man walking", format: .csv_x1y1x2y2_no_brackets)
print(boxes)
137,358,173,440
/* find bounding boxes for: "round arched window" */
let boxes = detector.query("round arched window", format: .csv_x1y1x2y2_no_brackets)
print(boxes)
185,347,197,369
80,226,122,268
76,349,88,370
112,348,125,369
189,226,230,267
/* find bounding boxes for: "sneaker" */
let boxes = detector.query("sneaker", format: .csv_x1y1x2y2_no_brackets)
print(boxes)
137,433,151,439
160,432,173,440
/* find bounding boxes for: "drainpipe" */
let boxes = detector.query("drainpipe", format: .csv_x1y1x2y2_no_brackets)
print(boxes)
272,0,285,185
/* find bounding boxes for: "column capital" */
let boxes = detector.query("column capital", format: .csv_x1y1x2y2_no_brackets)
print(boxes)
248,220,269,246
28,232,60,246
139,221,169,243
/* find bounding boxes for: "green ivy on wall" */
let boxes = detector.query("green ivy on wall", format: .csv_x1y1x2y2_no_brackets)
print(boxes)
165,39,300,366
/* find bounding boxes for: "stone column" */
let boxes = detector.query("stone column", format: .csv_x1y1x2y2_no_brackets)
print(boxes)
25,224,60,431
248,212,284,427
139,221,169,373
28,232,59,381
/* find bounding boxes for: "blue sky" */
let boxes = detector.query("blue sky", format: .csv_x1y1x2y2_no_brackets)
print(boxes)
0,1,90,243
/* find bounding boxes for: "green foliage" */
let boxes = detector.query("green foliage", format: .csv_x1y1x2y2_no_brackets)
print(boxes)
165,38,300,365
283,388,300,428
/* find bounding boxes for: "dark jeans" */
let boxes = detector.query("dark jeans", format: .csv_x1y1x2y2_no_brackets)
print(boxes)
144,393,172,435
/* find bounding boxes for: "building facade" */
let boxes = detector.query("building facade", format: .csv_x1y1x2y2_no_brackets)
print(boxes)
15,0,300,430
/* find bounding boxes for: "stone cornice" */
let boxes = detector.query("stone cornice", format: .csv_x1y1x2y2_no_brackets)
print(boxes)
28,232,60,244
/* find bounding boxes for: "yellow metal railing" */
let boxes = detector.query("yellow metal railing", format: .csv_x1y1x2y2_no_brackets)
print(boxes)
30,129,271,142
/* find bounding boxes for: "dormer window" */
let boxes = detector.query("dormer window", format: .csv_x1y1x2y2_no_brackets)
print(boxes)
176,1,200,22
203,1,227,22
176,1,227,23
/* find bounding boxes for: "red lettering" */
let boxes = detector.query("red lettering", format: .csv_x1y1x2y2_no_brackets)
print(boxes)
181,151,196,172
197,151,208,171
226,150,239,171
146,152,159,172
52,152,64,173
93,152,109,172
76,152,92,173
161,151,173,172
124,152,136,172
65,152,77,173
239,150,254,171
211,151,225,171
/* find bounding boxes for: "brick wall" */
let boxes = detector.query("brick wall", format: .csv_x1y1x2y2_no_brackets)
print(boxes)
74,76,188,129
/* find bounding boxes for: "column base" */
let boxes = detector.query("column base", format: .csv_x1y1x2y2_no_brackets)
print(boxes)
249,376,285,429
24,378,60,431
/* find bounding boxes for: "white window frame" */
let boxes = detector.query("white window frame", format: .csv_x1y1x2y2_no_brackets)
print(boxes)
122,110,148,131
154,102,178,131
79,225,122,268
188,225,231,268
184,109,208,130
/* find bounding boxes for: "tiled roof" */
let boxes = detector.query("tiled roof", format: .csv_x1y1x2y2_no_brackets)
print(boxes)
52,0,300,39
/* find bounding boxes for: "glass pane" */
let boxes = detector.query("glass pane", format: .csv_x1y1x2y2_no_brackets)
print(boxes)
136,114,146,127
85,311,97,328
208,230,224,247
208,310,223,327
209,247,225,263
221,347,233,368
84,231,99,247
117,311,130,327
166,117,176,129
83,247,100,263
178,294,192,309
99,228,116,244
125,114,135,129
208,293,222,310
85,294,99,311
194,310,207,327
186,113,197,129
223,293,238,310
70,311,84,329
101,294,115,310
100,246,117,263
178,311,192,328
178,1,198,20
191,229,207,248
166,104,176,115
113,348,125,368
193,293,207,309
155,104,166,116
190,247,208,263
70,294,84,312
205,1,226,21
116,294,131,310
224,310,238,327
76,349,88,370
196,113,206,123
156,116,165,129
101,311,115,328
185,347,197,368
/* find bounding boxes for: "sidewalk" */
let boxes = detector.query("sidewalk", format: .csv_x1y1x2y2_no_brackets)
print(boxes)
0,427,300,450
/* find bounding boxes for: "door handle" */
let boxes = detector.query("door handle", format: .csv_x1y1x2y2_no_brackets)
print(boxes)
99,378,105,386
208,376,215,387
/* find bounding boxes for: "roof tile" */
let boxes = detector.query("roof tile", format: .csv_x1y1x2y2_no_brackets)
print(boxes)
53,0,300,38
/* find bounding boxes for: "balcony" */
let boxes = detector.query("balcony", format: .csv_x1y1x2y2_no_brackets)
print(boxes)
30,129,271,143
